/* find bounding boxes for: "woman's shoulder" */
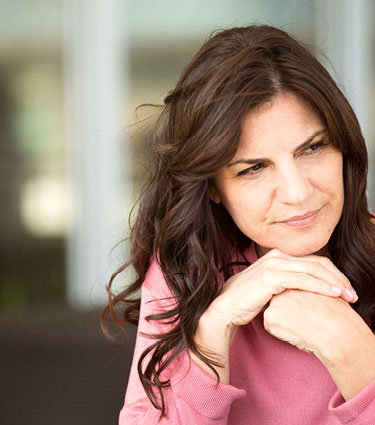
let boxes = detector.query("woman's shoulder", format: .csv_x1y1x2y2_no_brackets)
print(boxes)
370,212,375,225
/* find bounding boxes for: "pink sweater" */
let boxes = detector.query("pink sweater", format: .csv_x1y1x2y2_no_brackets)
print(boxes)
119,243,375,424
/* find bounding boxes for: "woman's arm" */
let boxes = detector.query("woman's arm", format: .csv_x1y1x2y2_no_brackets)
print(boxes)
120,260,245,425
263,290,375,424
263,290,375,398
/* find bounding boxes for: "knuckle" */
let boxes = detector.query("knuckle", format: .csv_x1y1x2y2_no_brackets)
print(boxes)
296,272,309,285
271,248,281,256
265,257,280,269
268,248,283,258
263,307,272,324
270,282,284,294
277,289,294,301
263,307,278,332
319,256,332,268
260,270,273,283
269,292,282,306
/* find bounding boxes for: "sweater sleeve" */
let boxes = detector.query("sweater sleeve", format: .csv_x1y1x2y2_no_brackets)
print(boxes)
328,377,375,424
119,259,246,425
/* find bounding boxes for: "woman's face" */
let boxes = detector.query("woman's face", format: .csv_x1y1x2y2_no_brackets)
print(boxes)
211,93,344,257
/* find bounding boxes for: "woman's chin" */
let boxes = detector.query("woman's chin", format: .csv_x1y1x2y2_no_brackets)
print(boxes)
256,241,329,258
287,246,328,257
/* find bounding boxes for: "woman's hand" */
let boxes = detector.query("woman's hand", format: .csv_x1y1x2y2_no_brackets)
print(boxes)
212,248,357,328
190,248,357,383
263,290,375,400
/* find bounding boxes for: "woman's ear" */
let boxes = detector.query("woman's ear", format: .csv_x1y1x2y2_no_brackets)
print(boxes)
208,182,221,204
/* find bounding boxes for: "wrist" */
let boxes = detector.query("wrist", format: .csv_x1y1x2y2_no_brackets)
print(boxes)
316,320,375,400
189,308,238,384
316,313,375,367
195,307,238,357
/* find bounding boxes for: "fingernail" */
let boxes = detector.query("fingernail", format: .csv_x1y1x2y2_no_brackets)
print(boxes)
331,286,342,295
351,289,359,302
345,288,357,301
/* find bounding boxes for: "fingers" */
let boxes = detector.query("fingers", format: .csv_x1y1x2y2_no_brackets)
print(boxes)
259,270,355,302
249,249,357,303
214,248,356,329
295,255,354,295
302,256,358,302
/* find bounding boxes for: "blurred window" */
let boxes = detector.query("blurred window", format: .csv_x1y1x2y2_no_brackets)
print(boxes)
0,0,66,312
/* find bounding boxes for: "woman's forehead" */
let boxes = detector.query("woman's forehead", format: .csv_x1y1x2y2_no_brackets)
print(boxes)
236,94,324,155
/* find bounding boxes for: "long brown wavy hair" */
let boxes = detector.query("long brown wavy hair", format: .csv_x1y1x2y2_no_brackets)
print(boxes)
101,25,375,414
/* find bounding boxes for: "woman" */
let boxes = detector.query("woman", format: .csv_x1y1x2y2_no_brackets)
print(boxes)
102,25,375,424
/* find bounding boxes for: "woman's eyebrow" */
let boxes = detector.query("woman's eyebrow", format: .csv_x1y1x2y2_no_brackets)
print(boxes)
227,128,328,168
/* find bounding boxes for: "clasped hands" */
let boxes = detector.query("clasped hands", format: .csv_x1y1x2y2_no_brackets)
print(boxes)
194,249,375,399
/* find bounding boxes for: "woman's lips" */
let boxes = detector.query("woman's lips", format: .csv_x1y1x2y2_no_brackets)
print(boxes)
279,208,321,228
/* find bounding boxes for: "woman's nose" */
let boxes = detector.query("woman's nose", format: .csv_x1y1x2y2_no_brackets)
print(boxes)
275,163,313,204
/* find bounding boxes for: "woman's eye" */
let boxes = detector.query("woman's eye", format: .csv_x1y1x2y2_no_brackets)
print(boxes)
303,141,328,155
238,163,264,176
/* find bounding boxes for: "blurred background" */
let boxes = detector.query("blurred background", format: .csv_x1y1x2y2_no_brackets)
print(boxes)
0,0,373,424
